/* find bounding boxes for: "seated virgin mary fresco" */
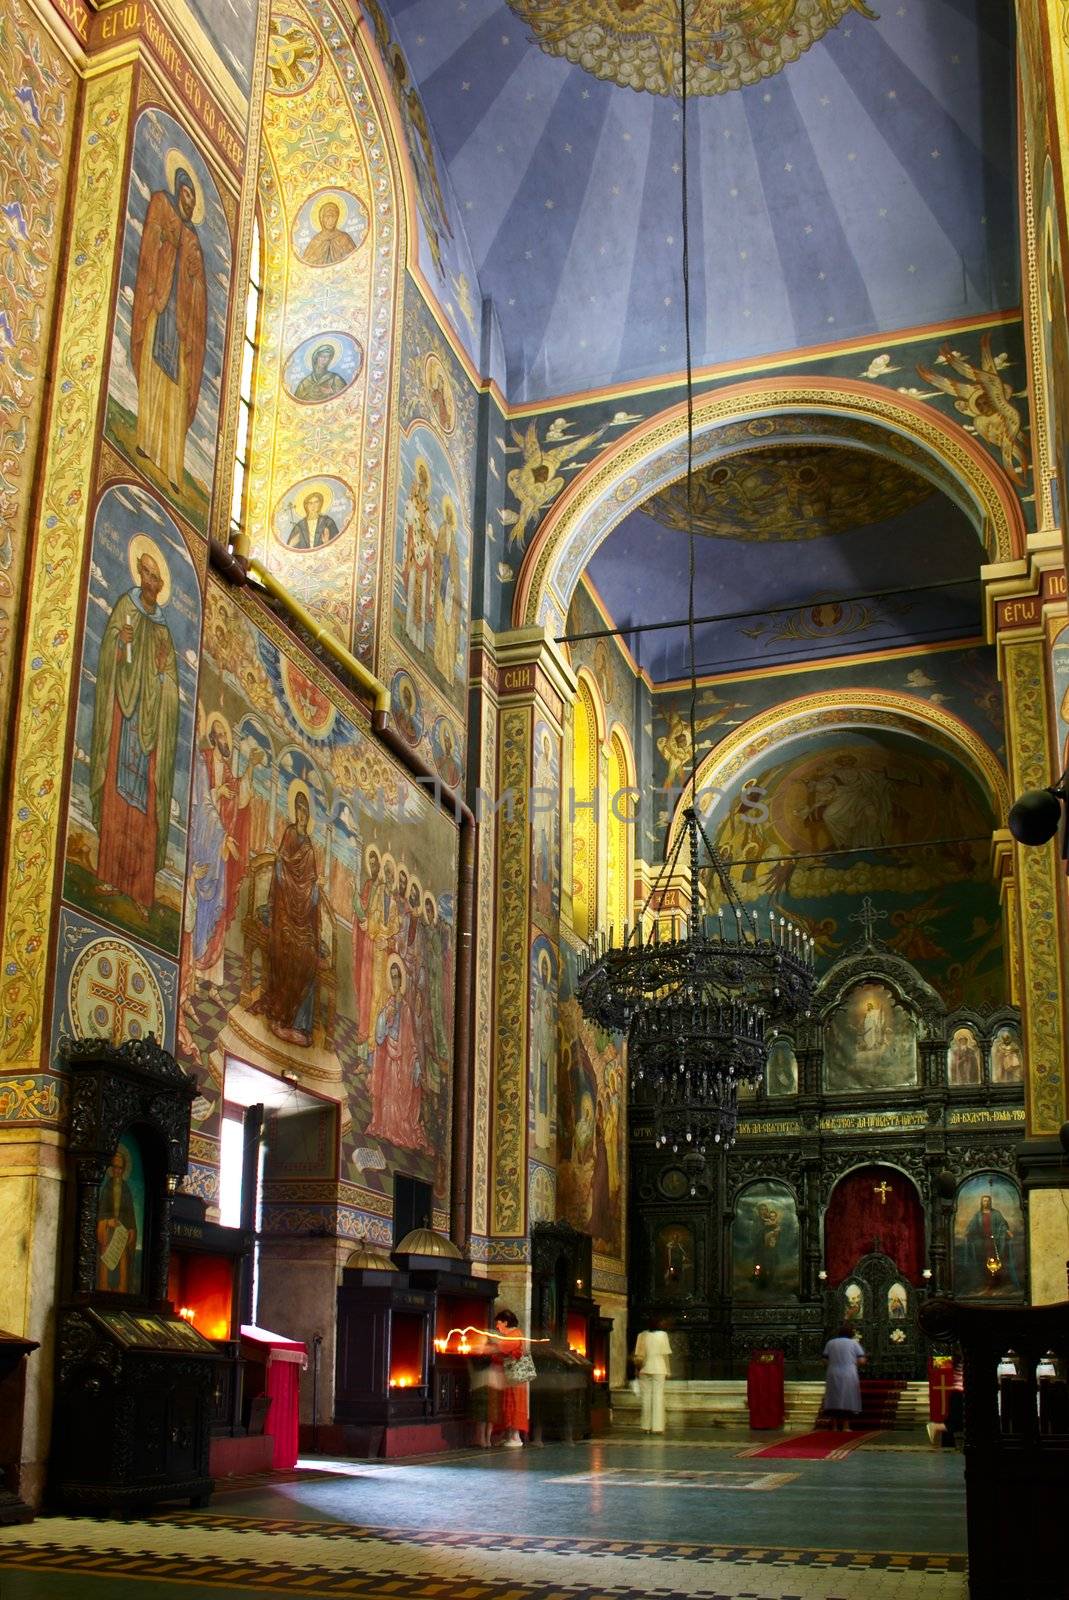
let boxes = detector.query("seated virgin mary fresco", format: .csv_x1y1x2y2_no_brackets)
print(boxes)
823,981,918,1092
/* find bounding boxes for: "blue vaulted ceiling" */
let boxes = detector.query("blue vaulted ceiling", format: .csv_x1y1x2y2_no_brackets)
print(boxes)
582,448,983,679
376,0,1018,401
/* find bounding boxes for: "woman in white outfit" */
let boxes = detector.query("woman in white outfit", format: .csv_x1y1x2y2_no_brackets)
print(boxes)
634,1318,672,1434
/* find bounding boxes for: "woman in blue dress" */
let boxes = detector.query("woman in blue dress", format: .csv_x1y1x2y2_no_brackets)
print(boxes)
822,1323,866,1431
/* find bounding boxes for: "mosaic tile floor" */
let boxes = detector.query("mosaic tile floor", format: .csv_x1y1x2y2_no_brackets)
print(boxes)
0,1432,969,1600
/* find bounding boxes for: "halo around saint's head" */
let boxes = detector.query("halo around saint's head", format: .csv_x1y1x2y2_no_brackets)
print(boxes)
308,337,342,369
207,710,233,749
297,479,334,517
128,533,172,605
315,192,351,231
364,841,382,873
413,457,430,490
288,778,312,822
110,1145,131,1176
164,148,206,224
407,876,422,907
441,494,456,524
387,955,406,991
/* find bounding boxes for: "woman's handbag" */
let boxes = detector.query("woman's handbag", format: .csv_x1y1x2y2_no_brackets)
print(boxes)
502,1351,537,1385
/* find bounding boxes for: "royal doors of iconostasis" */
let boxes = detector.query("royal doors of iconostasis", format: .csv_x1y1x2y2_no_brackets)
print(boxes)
823,1168,926,1377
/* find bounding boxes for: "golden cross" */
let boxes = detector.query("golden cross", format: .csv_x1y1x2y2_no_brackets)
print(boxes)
874,1181,892,1205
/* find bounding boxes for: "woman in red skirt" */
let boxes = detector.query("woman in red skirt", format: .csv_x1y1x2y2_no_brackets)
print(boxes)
490,1307,529,1447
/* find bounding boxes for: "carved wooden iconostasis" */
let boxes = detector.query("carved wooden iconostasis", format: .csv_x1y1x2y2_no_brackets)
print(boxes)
629,903,1026,1378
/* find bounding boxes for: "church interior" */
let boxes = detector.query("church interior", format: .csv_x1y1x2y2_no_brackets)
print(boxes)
2,1,1069,1597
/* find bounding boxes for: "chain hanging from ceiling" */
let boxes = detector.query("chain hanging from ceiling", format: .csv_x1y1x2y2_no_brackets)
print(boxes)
575,0,818,1154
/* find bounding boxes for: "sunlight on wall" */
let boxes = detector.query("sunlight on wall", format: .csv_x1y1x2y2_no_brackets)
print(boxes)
606,729,633,942
571,679,599,943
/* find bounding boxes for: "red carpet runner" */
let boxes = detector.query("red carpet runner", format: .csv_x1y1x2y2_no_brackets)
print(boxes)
854,1378,909,1428
743,1428,879,1460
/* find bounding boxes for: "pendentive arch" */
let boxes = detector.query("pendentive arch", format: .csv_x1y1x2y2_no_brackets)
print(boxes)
514,377,1028,635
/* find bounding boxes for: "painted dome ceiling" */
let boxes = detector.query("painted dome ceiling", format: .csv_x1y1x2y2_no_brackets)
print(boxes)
644,444,935,541
504,0,875,98
581,442,982,679
372,0,1018,400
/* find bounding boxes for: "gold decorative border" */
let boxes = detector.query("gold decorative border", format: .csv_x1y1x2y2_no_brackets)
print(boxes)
491,703,531,1237
670,689,1010,844
515,380,1026,631
0,68,133,1070
1019,127,1054,523
1004,637,1066,1134
471,673,499,1238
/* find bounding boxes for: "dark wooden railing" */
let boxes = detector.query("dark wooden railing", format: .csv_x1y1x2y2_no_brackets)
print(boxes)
920,1297,1069,1600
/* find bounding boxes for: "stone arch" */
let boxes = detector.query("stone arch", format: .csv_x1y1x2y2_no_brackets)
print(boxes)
667,689,1009,847
514,377,1028,635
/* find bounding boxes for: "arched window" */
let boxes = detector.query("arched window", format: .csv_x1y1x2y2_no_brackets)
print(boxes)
606,729,634,942
571,678,599,943
229,218,261,551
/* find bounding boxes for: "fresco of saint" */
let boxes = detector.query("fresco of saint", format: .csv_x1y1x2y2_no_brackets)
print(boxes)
402,460,434,652
287,489,340,551
301,197,358,265
294,342,349,401
88,537,179,919
432,496,461,681
131,158,207,493
187,712,261,987
367,956,429,1151
252,783,322,1046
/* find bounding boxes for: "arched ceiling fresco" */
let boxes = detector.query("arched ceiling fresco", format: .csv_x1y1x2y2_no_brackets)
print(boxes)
505,0,876,98
581,442,982,679
371,0,1017,399
644,443,935,541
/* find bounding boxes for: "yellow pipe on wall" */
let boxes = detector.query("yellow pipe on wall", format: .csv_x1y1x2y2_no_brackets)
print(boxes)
245,556,391,715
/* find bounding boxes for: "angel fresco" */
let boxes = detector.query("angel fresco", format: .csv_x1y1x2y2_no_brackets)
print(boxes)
656,703,744,789
916,335,1030,483
504,420,609,547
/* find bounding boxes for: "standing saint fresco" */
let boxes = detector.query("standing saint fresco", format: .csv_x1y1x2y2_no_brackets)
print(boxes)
130,156,208,493
88,537,179,919
353,845,383,1047
367,955,428,1150
253,783,322,1046
423,892,452,1063
432,496,461,681
402,460,434,652
188,712,261,987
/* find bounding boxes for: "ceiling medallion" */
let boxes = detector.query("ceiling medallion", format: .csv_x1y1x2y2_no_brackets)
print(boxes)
506,0,878,98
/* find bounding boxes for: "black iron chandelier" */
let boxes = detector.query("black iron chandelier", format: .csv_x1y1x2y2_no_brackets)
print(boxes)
575,1,817,1153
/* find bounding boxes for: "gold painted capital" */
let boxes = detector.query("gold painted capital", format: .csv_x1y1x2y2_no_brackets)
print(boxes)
494,626,579,712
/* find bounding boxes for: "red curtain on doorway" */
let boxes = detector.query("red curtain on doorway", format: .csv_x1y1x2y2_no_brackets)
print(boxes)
824,1165,925,1285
